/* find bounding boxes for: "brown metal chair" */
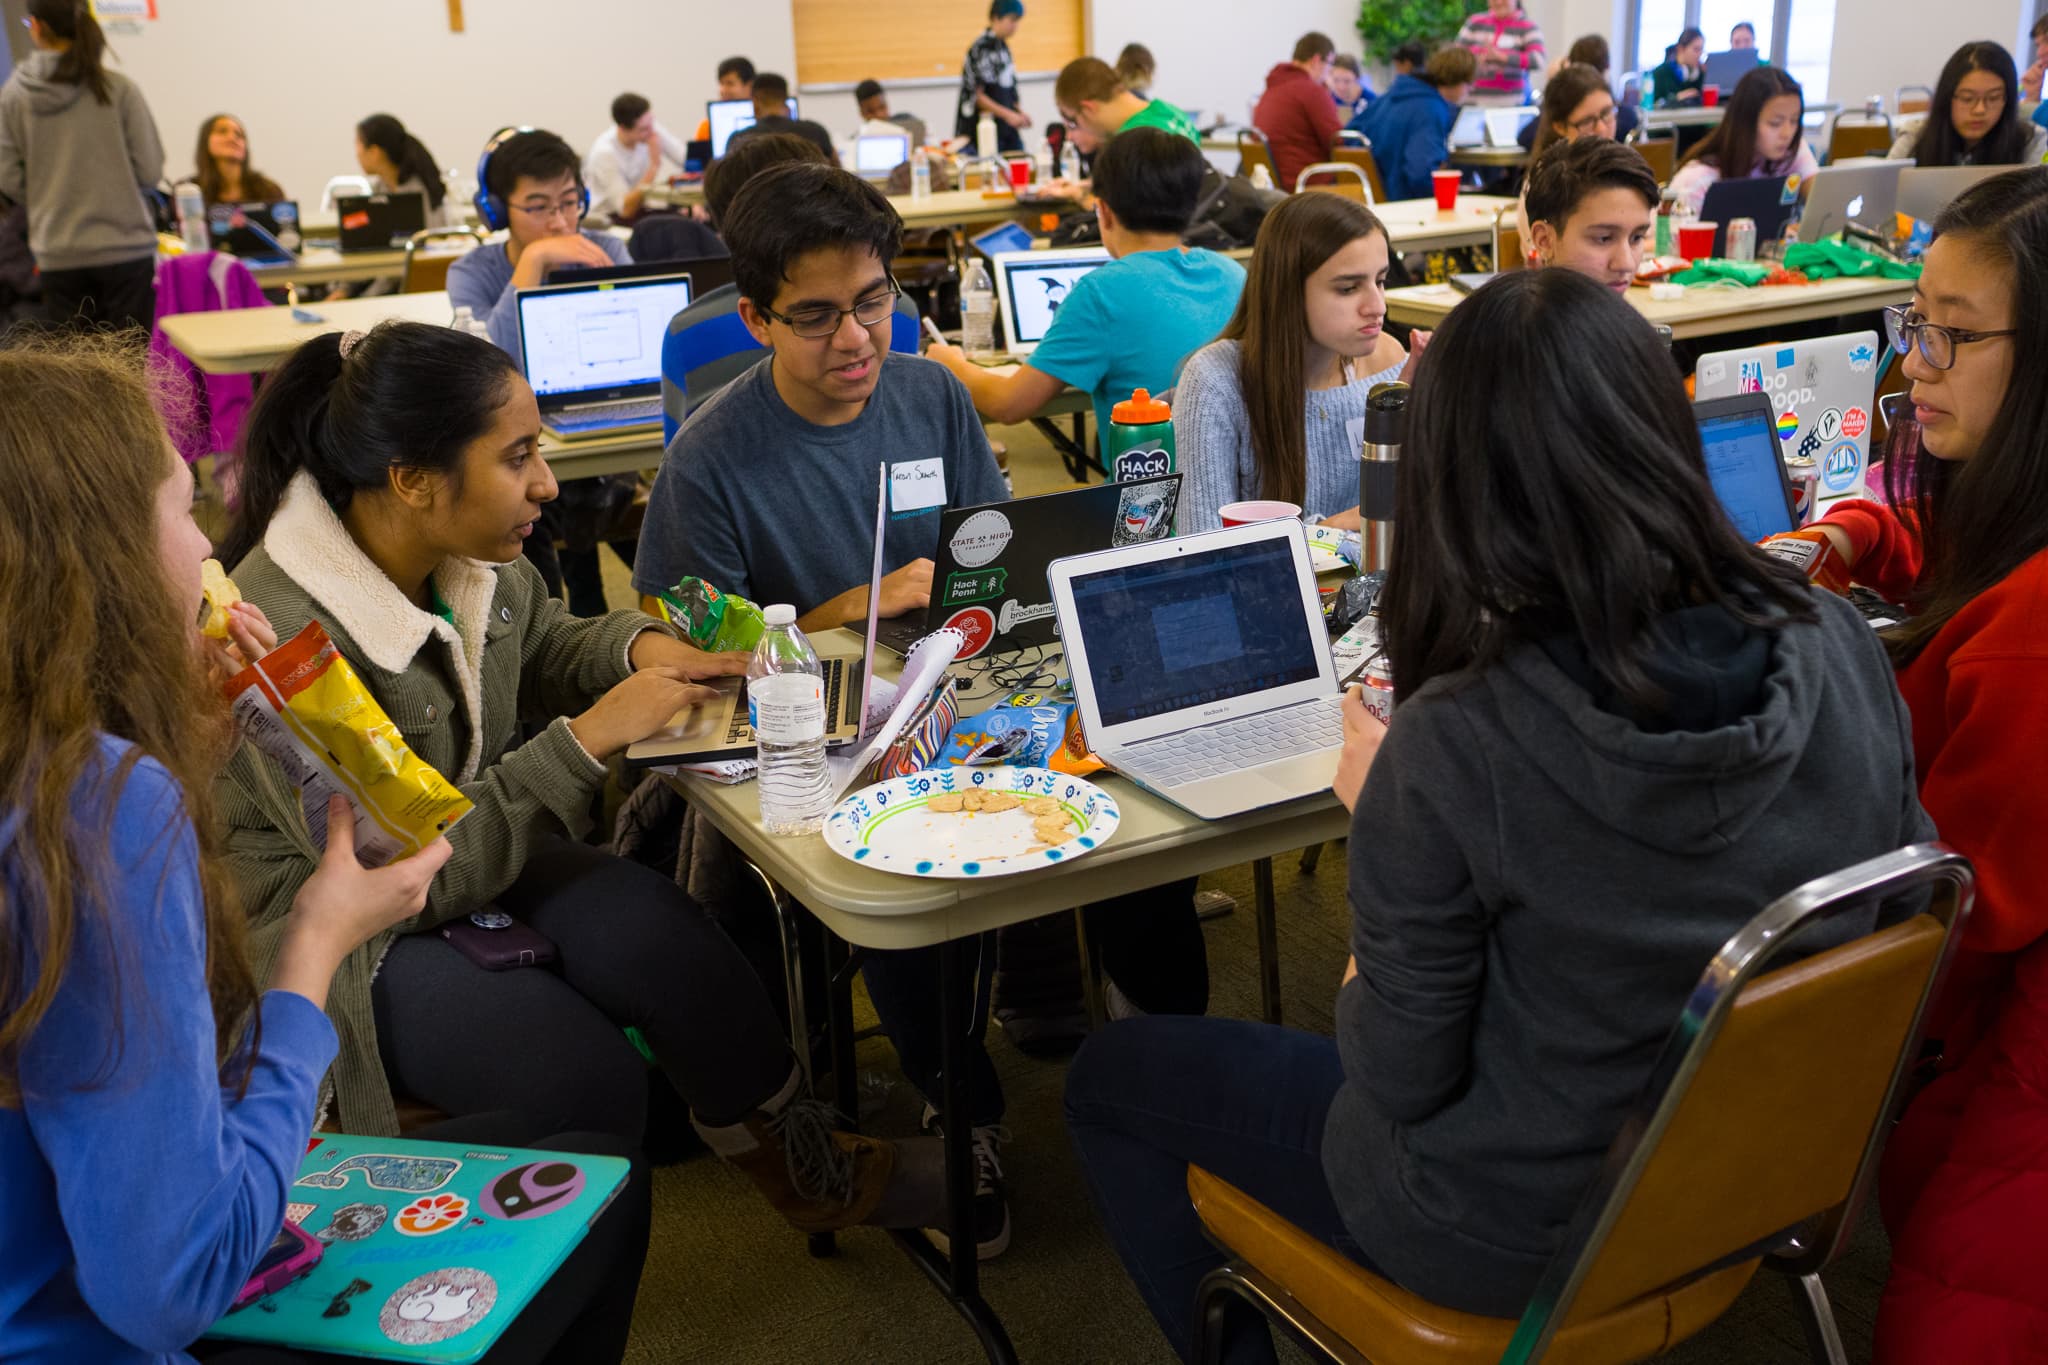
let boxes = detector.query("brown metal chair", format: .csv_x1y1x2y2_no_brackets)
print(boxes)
1328,145,1390,202
1493,205,1528,271
400,225,487,294
1895,86,1933,116
1294,162,1375,205
1627,126,1678,185
1827,116,1895,165
1188,842,1974,1365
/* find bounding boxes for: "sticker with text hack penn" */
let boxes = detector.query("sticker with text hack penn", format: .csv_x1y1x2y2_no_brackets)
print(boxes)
889,459,946,516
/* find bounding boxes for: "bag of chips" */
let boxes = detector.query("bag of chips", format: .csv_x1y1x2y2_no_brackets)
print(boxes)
224,621,472,866
656,577,767,654
938,694,1105,776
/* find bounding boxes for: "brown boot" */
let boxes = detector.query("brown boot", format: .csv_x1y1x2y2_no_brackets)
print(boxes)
695,1070,946,1234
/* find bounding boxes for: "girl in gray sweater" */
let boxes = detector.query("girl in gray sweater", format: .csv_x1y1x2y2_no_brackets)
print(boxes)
1174,193,1422,533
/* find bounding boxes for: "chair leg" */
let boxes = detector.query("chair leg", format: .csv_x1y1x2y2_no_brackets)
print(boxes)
1254,858,1281,1025
1786,1271,1850,1365
1191,1266,1239,1365
746,860,814,1089
1191,1262,1367,1365
1298,842,1323,876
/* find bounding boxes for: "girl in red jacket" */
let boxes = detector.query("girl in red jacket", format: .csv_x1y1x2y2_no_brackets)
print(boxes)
1791,166,2048,1361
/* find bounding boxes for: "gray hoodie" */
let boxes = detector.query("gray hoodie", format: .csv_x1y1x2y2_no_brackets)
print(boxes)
0,50,163,271
1323,588,1934,1316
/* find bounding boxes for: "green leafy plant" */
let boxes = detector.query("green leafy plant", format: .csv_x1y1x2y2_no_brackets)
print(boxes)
1357,0,1473,65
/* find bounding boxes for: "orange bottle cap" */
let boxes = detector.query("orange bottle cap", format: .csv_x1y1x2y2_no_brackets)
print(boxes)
1112,388,1171,423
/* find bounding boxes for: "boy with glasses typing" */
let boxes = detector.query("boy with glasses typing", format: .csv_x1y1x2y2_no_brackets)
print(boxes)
446,128,632,355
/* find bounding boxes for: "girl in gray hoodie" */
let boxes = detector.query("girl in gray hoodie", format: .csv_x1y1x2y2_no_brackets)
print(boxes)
0,0,163,331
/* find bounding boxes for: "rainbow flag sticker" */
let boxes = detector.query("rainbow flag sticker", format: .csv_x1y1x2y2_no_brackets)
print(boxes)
1776,411,1800,441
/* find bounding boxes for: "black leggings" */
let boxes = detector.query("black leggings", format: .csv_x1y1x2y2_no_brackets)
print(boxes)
40,255,155,333
193,1116,649,1365
372,837,794,1138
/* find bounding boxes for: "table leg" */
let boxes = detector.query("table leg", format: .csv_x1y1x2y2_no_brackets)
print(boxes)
825,933,859,1129
1074,907,1107,1030
1031,414,1095,484
1254,857,1281,1026
751,861,815,1090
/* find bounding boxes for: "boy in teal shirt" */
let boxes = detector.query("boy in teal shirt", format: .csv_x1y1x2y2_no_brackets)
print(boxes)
928,125,1242,445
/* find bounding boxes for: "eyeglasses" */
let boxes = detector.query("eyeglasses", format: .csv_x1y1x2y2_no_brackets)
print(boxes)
509,196,585,221
759,279,901,339
1953,89,2008,112
1567,104,1619,133
1883,304,2017,371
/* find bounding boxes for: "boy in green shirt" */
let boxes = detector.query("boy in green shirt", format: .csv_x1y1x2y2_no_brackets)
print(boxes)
1054,55,1199,145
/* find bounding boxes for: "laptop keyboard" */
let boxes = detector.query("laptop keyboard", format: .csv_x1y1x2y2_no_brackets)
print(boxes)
1121,697,1342,788
549,398,663,432
722,659,850,744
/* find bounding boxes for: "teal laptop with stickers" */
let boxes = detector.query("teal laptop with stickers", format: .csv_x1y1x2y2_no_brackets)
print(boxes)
204,1134,629,1363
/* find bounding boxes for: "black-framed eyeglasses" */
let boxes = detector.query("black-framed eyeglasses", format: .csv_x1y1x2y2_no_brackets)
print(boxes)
1567,103,1619,133
1884,303,2017,371
758,278,901,339
509,195,585,221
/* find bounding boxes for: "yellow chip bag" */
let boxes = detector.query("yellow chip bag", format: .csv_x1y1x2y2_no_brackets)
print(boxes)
223,621,472,865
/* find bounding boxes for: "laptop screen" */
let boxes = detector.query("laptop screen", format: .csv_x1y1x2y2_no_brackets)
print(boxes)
855,133,909,173
1698,403,1797,540
517,277,693,400
1450,105,1487,147
1001,254,1106,345
1068,535,1323,727
708,98,801,158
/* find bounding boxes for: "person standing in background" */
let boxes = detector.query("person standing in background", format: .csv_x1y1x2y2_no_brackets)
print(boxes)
0,0,163,333
193,114,284,207
1456,0,1546,105
1254,32,1341,190
958,0,1030,153
585,93,686,225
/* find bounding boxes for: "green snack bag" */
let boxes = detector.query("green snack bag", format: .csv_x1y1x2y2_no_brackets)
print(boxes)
657,577,768,653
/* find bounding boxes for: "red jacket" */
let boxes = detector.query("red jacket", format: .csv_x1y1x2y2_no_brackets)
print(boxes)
1253,63,1340,193
1823,499,2048,1360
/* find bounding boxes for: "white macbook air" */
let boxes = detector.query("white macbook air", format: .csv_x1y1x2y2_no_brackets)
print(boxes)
1796,160,1904,243
1047,520,1345,820
853,132,911,180
988,246,1110,359
1484,107,1538,148
1898,164,2006,223
1449,105,1488,149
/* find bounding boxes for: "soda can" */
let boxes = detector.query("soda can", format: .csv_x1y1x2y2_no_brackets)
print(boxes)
1726,216,1758,262
1358,654,1395,727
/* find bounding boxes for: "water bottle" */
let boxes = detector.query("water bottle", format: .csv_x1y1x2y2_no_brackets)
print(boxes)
1105,389,1174,482
961,256,996,355
911,147,932,200
749,605,833,836
1035,138,1055,184
977,112,999,160
1249,162,1274,191
1059,141,1082,180
174,180,208,252
449,304,490,340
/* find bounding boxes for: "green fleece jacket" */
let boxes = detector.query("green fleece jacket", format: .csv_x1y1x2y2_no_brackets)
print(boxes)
218,472,663,1136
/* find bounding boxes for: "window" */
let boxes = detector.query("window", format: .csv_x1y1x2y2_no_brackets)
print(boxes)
1698,0,1772,56
1628,0,1833,100
1780,0,1835,104
1634,0,1690,77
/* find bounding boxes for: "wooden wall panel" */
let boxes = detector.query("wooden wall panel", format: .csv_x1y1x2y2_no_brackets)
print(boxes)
793,0,1084,86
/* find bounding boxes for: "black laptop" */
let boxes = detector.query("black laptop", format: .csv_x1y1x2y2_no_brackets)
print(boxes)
206,200,301,264
545,255,734,295
855,476,1184,659
1697,175,1796,257
335,191,428,251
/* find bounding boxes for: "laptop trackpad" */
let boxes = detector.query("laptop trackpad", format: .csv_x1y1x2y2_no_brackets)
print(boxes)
652,676,743,742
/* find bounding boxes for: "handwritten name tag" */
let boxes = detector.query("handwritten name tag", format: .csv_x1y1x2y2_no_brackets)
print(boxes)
889,458,947,515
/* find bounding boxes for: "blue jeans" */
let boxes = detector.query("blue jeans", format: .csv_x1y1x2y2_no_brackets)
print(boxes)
1064,1017,1379,1365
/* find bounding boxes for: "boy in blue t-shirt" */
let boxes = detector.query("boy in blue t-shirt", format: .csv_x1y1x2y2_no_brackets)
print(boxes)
928,125,1246,449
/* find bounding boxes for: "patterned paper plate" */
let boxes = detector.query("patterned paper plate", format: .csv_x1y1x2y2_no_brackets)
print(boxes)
824,765,1119,879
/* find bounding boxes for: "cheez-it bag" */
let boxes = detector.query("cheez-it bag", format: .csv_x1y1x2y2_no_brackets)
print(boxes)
223,620,472,866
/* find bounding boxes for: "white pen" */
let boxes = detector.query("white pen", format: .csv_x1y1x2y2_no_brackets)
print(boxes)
920,316,946,350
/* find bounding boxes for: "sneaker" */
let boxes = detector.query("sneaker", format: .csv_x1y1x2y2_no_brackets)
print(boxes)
919,1102,1013,1260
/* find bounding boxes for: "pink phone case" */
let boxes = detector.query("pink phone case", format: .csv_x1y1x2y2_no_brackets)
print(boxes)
235,1220,322,1308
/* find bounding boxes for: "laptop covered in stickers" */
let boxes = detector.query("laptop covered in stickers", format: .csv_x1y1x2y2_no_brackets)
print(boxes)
204,1134,629,1363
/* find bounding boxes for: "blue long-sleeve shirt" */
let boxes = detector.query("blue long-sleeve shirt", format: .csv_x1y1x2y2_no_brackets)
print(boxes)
1352,73,1458,202
445,229,634,356
0,739,338,1364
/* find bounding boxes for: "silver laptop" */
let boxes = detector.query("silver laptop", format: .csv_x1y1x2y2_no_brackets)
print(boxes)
515,273,693,441
853,132,910,181
1047,520,1344,820
1796,160,1903,243
1484,107,1538,148
988,246,1109,359
1449,104,1487,149
1898,164,2006,223
1694,330,1881,515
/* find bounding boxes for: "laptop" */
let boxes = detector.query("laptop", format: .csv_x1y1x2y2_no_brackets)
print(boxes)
624,468,888,768
515,273,693,440
1694,392,1799,540
545,256,733,295
1449,104,1488,149
1697,175,1797,256
854,132,911,180
707,97,801,158
1483,107,1538,148
860,476,1184,658
1694,329,1881,512
335,192,428,251
970,220,1035,258
1047,520,1345,820
207,200,301,264
989,247,1110,358
202,1133,629,1364
1702,49,1762,94
1898,164,2006,223
1796,160,1904,243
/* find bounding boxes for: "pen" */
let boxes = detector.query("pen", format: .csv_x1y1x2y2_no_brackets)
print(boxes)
920,316,946,350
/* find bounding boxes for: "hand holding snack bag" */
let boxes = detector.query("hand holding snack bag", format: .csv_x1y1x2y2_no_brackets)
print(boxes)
223,620,473,867
1759,528,1852,596
656,577,768,654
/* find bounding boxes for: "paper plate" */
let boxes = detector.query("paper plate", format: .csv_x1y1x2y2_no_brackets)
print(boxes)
824,766,1119,878
1307,525,1349,574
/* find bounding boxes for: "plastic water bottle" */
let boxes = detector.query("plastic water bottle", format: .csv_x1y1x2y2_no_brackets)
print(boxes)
977,112,999,160
1059,141,1082,181
1035,138,1055,184
911,147,932,200
449,304,490,340
1249,162,1274,191
174,180,208,252
750,605,834,836
961,257,996,356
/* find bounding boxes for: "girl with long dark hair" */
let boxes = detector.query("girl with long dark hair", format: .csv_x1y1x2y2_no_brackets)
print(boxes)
1889,41,2046,167
1669,65,1818,215
193,113,285,206
353,112,452,224
1066,269,1928,1361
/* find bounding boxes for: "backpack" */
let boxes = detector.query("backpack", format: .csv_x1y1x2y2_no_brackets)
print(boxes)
1048,167,1282,251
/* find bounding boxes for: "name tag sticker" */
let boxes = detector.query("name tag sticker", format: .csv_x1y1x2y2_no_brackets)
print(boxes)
1345,416,1367,453
890,458,947,516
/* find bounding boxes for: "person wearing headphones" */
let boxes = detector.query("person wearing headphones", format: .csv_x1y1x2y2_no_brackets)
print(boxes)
446,127,632,356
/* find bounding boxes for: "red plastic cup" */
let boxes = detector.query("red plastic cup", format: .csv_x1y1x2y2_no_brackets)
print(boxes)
1702,85,1721,108
1008,157,1031,190
1678,222,1719,261
1432,169,1461,211
1219,500,1302,527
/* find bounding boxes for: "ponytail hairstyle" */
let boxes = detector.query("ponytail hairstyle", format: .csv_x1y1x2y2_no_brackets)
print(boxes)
221,322,521,567
26,0,112,104
1679,65,1805,177
355,113,446,211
